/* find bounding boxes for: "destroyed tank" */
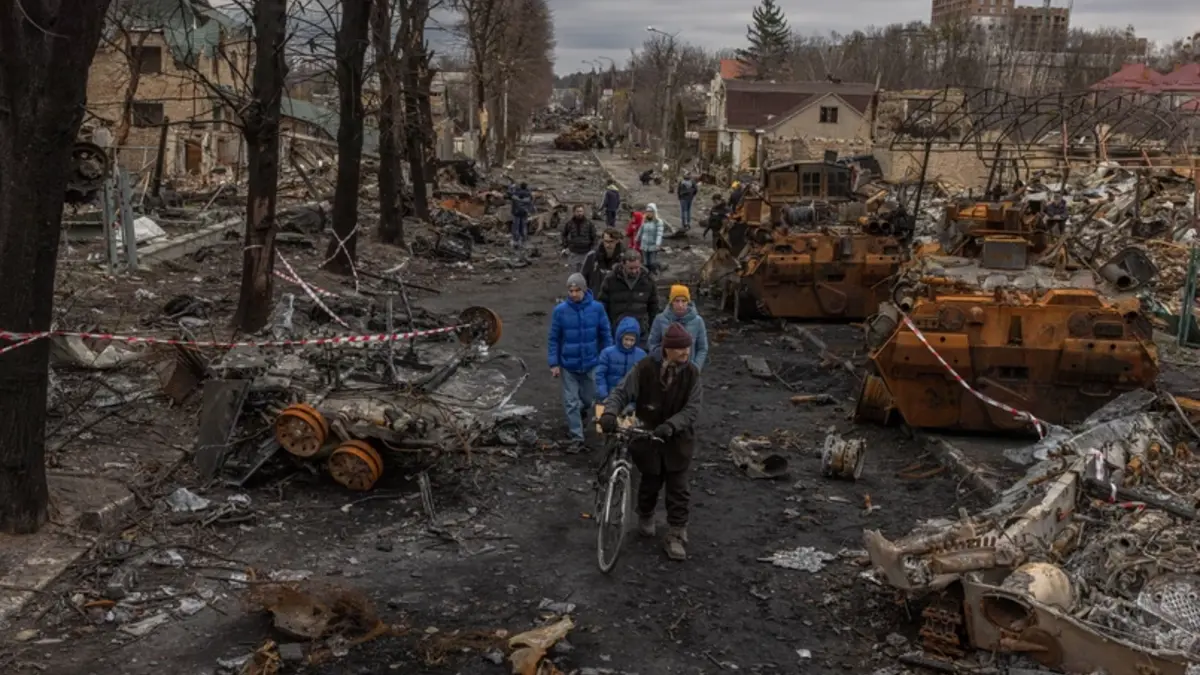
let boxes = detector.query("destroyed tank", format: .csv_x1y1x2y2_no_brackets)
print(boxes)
856,199,1160,433
703,159,912,321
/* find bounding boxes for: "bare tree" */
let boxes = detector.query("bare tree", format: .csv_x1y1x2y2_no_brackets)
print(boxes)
371,0,406,244
0,0,113,533
398,0,436,221
232,0,290,331
323,0,372,274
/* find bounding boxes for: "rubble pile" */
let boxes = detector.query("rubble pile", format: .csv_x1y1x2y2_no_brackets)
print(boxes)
864,390,1200,674
553,121,602,151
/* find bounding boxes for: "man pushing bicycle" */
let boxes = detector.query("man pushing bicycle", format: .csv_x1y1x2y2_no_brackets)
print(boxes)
599,323,702,561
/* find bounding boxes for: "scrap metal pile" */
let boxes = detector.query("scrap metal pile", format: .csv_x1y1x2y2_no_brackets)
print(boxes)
863,390,1200,675
183,298,530,491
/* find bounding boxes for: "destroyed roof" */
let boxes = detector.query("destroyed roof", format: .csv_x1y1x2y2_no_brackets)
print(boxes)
281,96,380,156
1154,63,1200,92
723,79,875,130
1090,63,1165,91
111,0,248,65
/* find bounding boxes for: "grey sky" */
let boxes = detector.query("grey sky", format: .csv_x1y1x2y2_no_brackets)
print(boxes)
550,0,1200,75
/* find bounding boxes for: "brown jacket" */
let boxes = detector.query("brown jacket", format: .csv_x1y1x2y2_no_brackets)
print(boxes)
602,356,702,473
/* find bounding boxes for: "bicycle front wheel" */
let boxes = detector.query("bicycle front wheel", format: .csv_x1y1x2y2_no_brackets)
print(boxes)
597,464,632,573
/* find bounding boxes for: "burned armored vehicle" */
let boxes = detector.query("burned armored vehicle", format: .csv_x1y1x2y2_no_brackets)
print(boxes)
702,159,913,321
855,198,1160,433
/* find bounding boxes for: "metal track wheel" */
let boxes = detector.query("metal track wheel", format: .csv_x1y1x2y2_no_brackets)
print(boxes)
458,306,503,346
275,403,329,458
327,439,384,491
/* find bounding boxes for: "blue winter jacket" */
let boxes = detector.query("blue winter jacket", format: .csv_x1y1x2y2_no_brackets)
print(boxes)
595,317,647,397
547,290,613,373
511,187,533,217
647,304,709,369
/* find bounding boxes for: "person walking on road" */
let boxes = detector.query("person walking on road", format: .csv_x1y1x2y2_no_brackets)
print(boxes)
601,182,621,228
625,211,644,252
548,273,613,446
702,192,729,249
562,205,597,272
599,322,702,561
676,173,698,231
647,285,709,369
509,182,533,248
582,228,625,291
639,204,665,273
596,249,659,338
595,317,647,404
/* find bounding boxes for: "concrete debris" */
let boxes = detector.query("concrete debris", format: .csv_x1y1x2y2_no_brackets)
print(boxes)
728,435,789,479
165,487,211,512
759,546,836,572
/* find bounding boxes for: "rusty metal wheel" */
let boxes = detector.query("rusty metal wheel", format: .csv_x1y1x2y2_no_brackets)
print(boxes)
458,306,503,346
275,403,329,458
327,439,384,491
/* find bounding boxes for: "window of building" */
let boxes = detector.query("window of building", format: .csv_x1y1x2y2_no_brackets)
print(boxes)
819,106,839,123
801,171,821,196
131,102,164,127
131,45,162,75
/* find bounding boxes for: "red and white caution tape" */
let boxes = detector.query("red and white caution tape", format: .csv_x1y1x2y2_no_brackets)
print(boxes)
274,269,338,298
276,252,349,328
900,314,1048,438
0,325,464,353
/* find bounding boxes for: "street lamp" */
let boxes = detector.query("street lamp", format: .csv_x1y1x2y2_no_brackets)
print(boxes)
646,26,679,173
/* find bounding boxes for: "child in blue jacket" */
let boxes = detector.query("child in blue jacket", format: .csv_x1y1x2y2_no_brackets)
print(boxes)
596,316,648,403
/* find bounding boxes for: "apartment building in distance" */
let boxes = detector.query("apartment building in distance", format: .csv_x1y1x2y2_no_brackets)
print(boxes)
931,0,1070,51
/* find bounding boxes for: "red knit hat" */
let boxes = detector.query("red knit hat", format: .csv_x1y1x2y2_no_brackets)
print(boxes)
663,323,693,349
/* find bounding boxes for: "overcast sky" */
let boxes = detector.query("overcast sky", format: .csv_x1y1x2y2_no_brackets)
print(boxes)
549,0,1200,75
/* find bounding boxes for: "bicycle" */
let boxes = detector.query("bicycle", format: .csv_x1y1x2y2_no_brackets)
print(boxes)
594,425,659,573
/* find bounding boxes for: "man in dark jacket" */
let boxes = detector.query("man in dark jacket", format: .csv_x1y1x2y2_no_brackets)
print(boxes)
702,193,729,249
600,323,701,561
510,182,533,248
600,183,621,228
581,228,624,291
596,249,659,338
676,173,698,231
561,205,597,272
548,273,613,444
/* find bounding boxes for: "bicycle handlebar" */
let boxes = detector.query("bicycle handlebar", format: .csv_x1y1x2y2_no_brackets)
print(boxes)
608,426,662,442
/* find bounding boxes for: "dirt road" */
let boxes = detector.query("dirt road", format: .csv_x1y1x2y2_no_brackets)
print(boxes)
4,141,977,675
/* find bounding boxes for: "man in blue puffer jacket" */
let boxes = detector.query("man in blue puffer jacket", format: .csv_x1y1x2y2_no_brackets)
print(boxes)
548,273,613,444
596,316,647,403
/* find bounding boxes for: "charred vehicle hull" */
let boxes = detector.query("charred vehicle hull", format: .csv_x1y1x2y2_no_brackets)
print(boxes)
702,158,912,321
856,289,1158,432
731,230,906,320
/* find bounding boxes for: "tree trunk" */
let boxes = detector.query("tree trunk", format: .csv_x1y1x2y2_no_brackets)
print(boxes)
0,0,112,534
324,0,371,274
473,66,490,167
371,0,403,245
232,0,288,332
417,63,436,173
399,0,430,221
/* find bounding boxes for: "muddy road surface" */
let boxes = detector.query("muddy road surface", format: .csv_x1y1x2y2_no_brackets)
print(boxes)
5,142,977,675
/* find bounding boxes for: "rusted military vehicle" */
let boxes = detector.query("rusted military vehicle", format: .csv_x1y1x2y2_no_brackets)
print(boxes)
702,159,912,320
856,198,1159,433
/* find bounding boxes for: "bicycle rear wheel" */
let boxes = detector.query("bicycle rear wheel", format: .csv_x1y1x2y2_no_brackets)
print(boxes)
597,464,632,573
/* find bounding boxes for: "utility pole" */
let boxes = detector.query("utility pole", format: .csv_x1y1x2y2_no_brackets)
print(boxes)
647,26,679,173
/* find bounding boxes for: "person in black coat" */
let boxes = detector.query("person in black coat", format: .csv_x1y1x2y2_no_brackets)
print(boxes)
600,183,621,228
596,249,660,339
